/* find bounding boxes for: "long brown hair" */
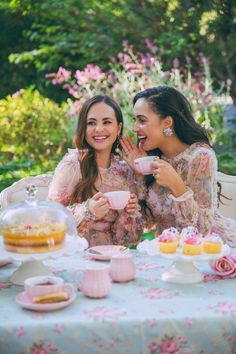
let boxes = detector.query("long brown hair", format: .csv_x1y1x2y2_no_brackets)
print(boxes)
71,95,123,203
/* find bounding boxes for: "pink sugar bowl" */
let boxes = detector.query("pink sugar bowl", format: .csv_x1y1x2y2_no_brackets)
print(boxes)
80,263,111,298
110,253,136,282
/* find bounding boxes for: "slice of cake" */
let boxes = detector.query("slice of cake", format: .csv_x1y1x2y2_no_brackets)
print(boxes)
32,291,69,304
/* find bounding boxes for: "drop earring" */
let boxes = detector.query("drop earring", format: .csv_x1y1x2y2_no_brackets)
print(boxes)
115,135,121,154
163,127,174,136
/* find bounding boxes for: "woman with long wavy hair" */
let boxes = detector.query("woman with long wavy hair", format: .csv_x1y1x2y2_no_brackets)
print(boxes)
48,95,143,246
120,86,236,247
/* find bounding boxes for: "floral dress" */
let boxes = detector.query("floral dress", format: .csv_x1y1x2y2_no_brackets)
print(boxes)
48,149,143,247
143,142,236,247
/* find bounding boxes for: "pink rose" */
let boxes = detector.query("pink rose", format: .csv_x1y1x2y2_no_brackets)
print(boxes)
210,254,236,279
160,339,179,353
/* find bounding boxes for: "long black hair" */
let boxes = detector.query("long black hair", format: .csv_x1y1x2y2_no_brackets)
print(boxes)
133,86,210,187
134,86,228,210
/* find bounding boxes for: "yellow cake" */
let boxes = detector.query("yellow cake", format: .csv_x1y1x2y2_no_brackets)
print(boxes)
32,292,69,304
2,222,66,254
182,236,202,255
158,234,178,254
202,233,223,254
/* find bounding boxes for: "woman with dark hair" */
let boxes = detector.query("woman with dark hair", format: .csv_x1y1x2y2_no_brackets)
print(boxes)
120,86,236,247
48,95,143,246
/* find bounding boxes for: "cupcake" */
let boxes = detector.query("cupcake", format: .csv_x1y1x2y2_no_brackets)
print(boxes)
158,234,178,254
182,236,202,256
180,226,202,245
203,233,223,254
161,227,180,239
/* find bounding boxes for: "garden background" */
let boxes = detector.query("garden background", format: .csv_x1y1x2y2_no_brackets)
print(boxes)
0,0,235,192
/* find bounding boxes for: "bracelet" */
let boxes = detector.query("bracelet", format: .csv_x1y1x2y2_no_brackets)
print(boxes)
83,199,97,221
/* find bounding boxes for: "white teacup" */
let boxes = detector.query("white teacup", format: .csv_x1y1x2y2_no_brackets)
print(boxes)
104,191,130,210
134,156,157,175
80,263,111,298
24,275,73,298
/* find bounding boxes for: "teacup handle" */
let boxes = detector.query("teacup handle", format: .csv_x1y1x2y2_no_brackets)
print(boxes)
63,283,74,295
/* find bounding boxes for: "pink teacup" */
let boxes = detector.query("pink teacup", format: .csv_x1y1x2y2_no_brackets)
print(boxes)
104,191,130,210
80,264,111,298
134,156,157,175
110,254,136,282
24,276,73,298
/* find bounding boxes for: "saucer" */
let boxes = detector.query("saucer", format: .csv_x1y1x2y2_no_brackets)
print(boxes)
0,259,11,267
16,285,76,312
87,245,130,261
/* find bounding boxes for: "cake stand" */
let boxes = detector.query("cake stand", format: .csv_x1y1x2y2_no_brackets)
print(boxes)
137,239,230,284
0,236,88,285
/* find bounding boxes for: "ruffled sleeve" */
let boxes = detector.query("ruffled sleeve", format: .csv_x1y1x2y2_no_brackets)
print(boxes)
48,149,81,205
48,149,95,229
169,147,217,234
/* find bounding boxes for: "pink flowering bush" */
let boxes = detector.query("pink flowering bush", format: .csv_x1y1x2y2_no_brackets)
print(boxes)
47,40,229,140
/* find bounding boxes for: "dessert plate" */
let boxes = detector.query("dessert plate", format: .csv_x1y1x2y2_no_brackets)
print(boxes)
87,245,130,261
137,239,230,284
0,259,11,267
16,285,76,312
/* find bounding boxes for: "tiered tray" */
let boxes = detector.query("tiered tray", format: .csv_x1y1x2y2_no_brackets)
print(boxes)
0,236,88,285
137,239,230,284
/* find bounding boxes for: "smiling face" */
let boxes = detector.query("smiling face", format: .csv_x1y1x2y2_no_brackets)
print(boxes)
85,102,122,153
133,97,171,151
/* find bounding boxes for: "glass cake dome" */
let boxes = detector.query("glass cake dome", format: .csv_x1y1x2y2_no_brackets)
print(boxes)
0,184,78,254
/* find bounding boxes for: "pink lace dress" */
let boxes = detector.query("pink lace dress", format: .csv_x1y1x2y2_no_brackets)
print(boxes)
48,149,143,247
144,142,236,247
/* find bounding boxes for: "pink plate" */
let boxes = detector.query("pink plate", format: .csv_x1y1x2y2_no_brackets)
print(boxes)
0,259,11,267
16,285,76,312
87,245,130,261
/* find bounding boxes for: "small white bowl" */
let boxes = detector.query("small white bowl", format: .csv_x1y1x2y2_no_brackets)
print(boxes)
104,191,130,210
134,156,157,175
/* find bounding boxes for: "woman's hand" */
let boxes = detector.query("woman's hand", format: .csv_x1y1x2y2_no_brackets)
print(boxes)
125,193,139,214
152,158,186,197
88,192,109,220
119,136,146,174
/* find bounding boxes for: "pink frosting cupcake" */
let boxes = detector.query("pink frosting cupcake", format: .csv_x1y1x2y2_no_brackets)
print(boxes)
182,235,202,255
161,227,180,238
158,234,178,254
203,232,223,254
180,226,201,245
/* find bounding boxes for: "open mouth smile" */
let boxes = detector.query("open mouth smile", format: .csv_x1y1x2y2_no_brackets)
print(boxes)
93,135,109,143
137,135,147,145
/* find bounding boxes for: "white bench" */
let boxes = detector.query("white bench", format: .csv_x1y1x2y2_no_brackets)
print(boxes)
0,174,53,208
217,172,236,220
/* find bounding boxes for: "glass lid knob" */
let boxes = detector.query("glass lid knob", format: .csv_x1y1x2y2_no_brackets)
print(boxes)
26,184,37,198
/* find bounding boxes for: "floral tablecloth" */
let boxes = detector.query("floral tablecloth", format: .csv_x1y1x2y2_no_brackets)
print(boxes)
0,251,236,354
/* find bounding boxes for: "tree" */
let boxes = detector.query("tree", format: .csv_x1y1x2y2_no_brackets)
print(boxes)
1,0,236,102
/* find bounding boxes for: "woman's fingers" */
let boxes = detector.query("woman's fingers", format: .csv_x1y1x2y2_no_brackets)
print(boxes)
125,136,136,151
92,192,104,200
120,137,130,154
